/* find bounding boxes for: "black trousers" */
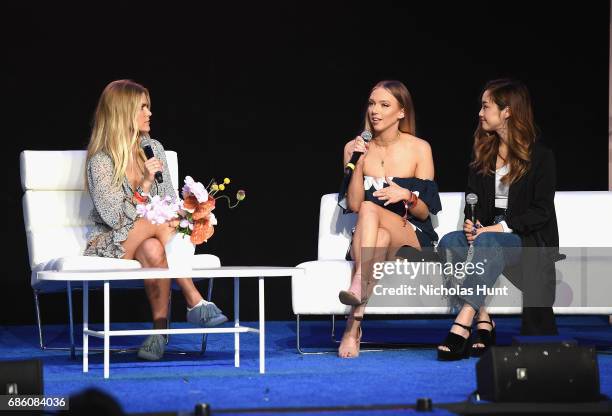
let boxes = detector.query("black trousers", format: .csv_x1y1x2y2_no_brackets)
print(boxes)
520,307,558,335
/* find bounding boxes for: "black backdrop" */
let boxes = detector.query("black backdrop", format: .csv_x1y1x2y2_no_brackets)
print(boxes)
2,3,609,325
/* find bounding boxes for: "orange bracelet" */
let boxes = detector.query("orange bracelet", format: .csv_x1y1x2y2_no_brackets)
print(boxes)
133,191,148,204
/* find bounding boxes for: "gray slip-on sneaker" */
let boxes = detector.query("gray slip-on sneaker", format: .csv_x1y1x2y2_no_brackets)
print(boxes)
137,334,166,361
186,302,229,328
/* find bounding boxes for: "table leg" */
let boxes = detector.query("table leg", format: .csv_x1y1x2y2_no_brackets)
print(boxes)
234,276,240,368
104,281,110,379
67,281,75,360
83,281,89,373
259,276,265,374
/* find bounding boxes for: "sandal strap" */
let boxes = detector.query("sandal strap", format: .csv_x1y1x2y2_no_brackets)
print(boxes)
475,320,494,327
451,322,472,333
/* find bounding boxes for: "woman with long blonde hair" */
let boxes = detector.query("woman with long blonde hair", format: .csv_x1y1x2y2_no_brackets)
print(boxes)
436,79,560,361
84,80,227,361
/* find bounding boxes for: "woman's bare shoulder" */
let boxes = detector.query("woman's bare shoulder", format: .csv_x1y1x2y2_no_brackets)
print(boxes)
402,134,432,155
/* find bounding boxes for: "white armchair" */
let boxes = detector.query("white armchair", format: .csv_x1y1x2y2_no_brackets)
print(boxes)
20,150,221,357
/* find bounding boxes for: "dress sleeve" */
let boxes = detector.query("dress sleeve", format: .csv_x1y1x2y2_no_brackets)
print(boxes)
337,175,352,213
87,153,134,229
411,178,442,215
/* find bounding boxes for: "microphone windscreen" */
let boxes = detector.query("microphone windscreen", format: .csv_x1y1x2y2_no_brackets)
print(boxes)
361,130,373,142
466,193,478,205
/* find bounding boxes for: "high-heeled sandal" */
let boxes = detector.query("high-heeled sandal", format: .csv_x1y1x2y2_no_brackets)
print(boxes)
471,319,496,357
338,290,363,306
437,322,472,361
339,272,368,306
338,316,363,358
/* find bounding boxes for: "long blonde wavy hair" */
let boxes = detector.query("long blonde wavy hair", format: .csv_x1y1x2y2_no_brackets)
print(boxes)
471,79,537,185
86,79,150,187
363,80,416,135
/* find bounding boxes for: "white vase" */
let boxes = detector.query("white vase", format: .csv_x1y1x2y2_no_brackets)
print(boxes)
165,233,196,272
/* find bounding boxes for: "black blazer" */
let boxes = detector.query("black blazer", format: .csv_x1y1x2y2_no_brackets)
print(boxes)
464,142,559,250
463,142,562,305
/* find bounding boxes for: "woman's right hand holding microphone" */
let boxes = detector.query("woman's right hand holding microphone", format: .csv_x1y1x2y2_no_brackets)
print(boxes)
463,219,483,243
142,157,163,192
348,135,369,167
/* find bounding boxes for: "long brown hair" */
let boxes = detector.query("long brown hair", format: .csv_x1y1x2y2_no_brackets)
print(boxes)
470,79,537,184
364,80,416,135
86,79,150,187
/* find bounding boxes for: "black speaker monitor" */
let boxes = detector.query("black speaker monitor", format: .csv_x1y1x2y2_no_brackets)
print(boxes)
0,359,43,395
476,344,599,402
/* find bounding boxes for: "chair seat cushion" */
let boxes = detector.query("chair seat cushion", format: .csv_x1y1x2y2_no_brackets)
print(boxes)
38,256,141,272
34,253,221,272
31,254,222,292
192,254,221,268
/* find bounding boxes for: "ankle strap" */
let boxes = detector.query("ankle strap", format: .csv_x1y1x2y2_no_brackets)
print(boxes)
452,322,472,332
475,320,493,326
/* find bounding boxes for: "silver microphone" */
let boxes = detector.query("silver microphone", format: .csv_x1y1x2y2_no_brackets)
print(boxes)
344,130,372,175
465,193,479,254
361,130,373,142
466,193,478,224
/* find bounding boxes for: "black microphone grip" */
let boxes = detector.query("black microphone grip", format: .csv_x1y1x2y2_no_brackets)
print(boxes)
143,145,164,183
344,130,372,176
344,151,364,176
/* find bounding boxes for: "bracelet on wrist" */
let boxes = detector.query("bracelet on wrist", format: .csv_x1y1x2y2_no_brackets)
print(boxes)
401,192,419,227
405,191,418,208
133,191,149,204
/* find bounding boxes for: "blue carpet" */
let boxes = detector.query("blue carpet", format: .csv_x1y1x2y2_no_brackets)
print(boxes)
1,316,611,415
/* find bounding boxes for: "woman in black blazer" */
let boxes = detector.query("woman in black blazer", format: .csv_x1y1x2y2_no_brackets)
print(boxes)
436,79,561,361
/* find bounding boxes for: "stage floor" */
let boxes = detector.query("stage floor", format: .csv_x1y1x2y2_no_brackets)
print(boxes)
1,316,611,415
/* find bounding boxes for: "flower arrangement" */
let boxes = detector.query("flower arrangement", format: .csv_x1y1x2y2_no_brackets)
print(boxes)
136,176,245,244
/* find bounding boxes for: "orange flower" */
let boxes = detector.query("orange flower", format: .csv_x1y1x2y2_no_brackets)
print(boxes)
184,194,216,220
190,217,215,245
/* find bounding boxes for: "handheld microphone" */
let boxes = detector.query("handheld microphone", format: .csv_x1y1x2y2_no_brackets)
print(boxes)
143,145,163,183
344,130,372,176
466,193,478,224
465,193,479,253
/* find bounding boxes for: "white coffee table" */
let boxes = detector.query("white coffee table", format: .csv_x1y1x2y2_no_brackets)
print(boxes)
37,266,304,378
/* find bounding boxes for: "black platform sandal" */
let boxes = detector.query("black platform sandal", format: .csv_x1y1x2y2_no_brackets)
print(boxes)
437,322,472,361
471,320,496,357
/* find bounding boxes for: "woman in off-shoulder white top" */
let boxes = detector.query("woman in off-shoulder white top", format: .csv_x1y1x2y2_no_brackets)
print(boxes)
337,80,440,359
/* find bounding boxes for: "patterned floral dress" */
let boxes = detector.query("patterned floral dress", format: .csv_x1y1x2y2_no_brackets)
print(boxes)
83,137,177,259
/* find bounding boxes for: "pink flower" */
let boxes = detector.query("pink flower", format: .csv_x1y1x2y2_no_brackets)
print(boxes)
182,176,208,203
136,203,150,217
135,174,243,246
137,195,179,225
